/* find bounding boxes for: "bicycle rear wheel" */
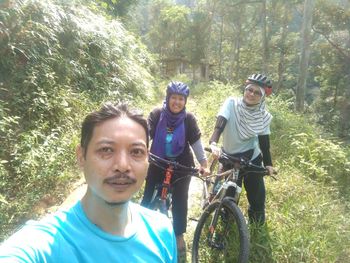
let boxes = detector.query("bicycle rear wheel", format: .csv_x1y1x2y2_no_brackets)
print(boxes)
192,198,249,263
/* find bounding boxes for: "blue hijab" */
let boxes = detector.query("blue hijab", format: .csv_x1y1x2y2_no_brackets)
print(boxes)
150,101,186,158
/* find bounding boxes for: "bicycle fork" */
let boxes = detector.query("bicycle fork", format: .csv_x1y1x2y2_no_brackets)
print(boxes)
206,183,242,249
207,202,229,249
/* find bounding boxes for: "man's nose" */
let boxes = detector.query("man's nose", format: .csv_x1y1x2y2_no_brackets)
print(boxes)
113,151,131,173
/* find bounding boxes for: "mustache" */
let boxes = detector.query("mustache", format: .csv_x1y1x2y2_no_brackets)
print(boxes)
103,173,137,184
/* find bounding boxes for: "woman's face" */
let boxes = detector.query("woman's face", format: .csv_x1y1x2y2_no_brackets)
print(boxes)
243,84,263,105
168,94,186,113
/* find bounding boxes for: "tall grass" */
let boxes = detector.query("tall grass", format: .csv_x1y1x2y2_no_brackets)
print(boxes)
185,82,350,262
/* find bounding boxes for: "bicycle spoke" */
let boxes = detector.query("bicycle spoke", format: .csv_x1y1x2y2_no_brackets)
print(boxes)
192,200,249,263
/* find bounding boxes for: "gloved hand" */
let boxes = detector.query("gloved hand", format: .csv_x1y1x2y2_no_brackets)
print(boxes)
209,142,221,158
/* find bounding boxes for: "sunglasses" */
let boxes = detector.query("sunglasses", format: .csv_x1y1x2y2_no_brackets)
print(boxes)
245,87,262,97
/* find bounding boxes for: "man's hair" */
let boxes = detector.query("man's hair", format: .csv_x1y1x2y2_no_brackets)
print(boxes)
80,102,149,158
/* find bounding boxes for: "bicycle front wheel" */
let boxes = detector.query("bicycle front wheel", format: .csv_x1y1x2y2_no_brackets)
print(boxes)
192,198,249,263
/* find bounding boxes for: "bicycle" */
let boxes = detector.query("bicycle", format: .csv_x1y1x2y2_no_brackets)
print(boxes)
147,152,201,218
192,148,277,263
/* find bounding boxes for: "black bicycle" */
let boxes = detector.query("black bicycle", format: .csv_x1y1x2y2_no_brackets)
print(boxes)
192,148,276,263
147,153,200,217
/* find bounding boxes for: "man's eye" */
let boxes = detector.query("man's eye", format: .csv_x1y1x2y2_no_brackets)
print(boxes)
131,148,146,157
100,147,113,153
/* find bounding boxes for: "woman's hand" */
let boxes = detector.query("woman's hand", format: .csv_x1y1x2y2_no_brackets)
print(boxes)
266,166,276,176
198,159,210,177
209,142,221,159
199,166,210,177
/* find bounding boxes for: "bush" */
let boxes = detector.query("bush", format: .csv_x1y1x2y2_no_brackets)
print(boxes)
0,0,156,240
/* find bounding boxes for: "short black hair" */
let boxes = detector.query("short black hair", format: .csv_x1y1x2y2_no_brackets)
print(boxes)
80,102,149,158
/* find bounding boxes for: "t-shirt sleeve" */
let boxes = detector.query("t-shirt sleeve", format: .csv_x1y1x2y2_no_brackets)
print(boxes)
217,98,233,120
0,222,54,263
186,112,201,145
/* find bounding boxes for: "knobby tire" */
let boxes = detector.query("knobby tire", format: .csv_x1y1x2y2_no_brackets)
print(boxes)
192,198,249,263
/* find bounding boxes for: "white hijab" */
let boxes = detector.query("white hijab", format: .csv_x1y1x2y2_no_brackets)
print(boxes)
232,93,272,140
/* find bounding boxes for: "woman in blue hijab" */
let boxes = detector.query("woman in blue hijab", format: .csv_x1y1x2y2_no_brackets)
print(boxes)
141,81,208,257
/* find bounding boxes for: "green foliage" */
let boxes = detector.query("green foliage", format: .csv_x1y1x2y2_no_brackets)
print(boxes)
187,81,350,262
89,0,140,19
147,4,190,57
269,97,350,184
189,81,240,142
0,0,155,240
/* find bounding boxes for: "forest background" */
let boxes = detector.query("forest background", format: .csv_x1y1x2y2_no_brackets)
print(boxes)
0,0,350,262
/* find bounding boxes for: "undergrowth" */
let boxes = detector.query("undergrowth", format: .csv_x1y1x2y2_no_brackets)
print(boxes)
184,81,350,262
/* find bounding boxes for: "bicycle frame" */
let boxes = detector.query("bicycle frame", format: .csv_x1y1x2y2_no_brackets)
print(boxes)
210,168,241,203
201,150,271,248
193,148,277,262
148,153,199,217
204,167,242,246
161,165,174,200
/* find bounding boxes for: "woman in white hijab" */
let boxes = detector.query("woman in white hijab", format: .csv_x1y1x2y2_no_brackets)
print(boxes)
209,73,276,225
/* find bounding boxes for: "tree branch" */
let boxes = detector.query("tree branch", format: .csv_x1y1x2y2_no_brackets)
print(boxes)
228,0,263,8
312,25,350,62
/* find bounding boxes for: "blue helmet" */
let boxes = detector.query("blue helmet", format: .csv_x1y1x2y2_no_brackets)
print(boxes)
166,81,190,98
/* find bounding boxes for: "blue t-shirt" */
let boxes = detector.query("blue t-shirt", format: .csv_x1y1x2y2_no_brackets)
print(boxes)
0,202,177,263
218,97,270,160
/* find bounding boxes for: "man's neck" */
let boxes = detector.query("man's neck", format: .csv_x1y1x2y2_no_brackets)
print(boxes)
81,191,133,237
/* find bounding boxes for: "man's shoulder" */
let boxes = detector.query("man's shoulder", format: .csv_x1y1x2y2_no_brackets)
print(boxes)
131,203,172,229
5,205,75,241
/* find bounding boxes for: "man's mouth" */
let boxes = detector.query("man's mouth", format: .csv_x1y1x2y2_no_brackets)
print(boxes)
104,174,136,190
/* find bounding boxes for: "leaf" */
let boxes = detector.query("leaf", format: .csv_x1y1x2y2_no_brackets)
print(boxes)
0,194,9,205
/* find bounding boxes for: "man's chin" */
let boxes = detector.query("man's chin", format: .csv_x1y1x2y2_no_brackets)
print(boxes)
104,200,129,207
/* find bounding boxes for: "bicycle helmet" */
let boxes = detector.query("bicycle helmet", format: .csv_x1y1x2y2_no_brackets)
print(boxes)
245,73,273,96
166,81,190,98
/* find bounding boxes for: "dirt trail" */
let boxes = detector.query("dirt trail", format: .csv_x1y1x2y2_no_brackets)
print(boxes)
56,175,203,211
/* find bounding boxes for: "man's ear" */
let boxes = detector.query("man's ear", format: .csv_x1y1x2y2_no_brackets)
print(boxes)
76,145,85,168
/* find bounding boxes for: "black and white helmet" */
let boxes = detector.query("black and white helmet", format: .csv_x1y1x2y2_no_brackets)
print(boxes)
246,73,273,96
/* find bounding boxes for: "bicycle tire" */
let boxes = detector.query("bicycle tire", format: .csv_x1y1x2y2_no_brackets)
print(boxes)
192,198,250,263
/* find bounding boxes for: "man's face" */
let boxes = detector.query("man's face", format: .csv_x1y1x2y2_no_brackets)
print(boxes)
77,116,149,205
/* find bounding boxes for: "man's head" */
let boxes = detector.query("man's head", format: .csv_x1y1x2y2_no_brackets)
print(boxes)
80,103,149,158
77,102,149,205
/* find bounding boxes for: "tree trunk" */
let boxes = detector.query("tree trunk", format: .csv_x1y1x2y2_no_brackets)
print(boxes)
262,0,268,73
203,0,218,76
275,1,290,93
218,15,224,80
296,0,315,112
339,67,350,138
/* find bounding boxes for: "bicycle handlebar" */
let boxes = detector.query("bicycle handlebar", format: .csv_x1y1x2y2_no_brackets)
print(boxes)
205,147,277,179
148,153,199,174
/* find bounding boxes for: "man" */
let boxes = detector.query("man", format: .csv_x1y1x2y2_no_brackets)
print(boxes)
0,102,177,262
